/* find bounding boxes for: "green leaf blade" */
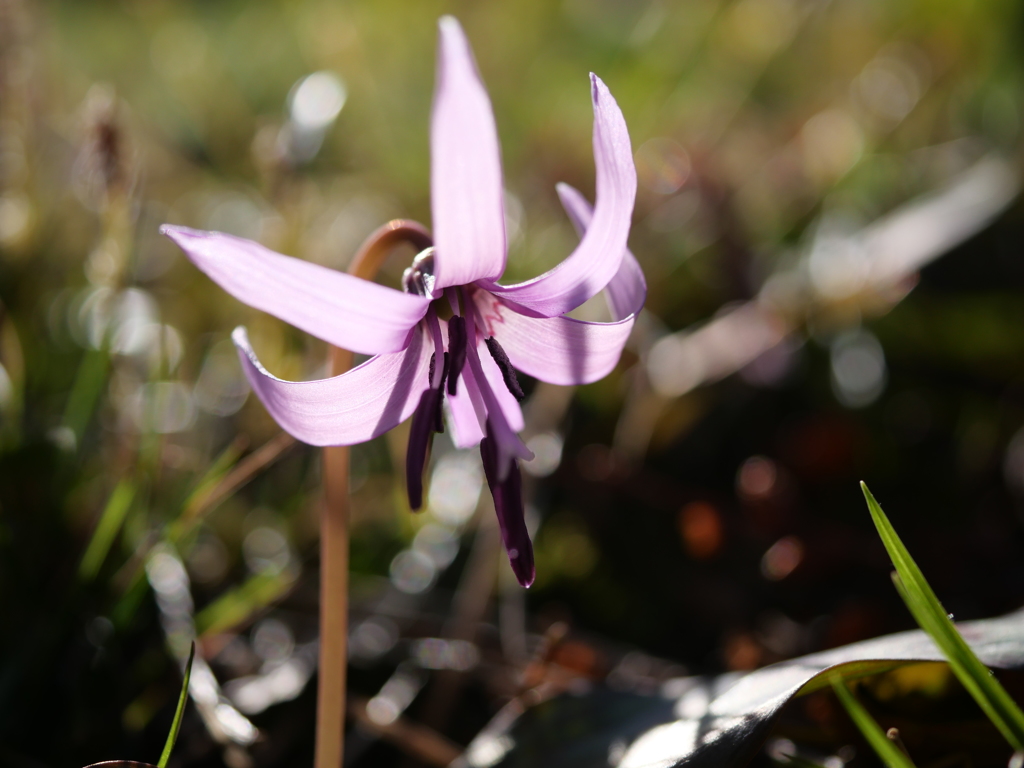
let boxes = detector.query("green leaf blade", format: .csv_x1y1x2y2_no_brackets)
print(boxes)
158,641,194,768
861,482,1024,751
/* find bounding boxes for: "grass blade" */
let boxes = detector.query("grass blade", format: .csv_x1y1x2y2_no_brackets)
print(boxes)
79,480,135,581
831,676,916,768
194,570,293,637
861,481,1024,750
173,436,248,532
158,641,194,768
169,432,294,543
62,347,110,445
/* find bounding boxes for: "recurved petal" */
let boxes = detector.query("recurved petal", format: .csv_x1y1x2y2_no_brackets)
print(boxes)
162,225,429,356
465,332,533,475
446,366,488,449
475,289,637,387
480,75,636,317
555,182,646,321
446,336,527,453
232,325,432,446
430,16,507,290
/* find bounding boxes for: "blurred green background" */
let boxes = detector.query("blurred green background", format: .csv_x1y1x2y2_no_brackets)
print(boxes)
2,0,1024,765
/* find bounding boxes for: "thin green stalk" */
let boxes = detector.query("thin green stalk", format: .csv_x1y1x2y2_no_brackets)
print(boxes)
79,480,135,581
62,347,110,445
158,641,195,768
831,675,916,768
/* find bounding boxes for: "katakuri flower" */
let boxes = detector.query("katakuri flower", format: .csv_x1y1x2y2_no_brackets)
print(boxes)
160,16,644,587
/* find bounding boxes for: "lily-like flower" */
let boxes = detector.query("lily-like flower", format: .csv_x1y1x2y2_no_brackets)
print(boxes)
161,17,644,587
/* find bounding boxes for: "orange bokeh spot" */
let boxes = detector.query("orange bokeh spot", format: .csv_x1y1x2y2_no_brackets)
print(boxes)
678,501,724,559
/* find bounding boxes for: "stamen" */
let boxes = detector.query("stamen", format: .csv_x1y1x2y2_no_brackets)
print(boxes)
480,425,535,588
408,348,450,510
432,352,449,433
445,286,461,316
406,386,442,511
426,309,446,390
484,337,525,402
446,315,467,396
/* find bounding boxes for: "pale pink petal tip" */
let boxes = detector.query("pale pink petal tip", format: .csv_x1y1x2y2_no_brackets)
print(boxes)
430,14,507,290
159,223,429,356
479,72,636,318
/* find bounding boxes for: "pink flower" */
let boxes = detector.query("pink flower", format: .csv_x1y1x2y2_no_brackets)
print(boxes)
161,17,644,587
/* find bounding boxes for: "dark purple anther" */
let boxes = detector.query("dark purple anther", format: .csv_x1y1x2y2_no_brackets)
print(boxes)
484,336,525,402
433,352,449,432
447,315,467,396
406,388,440,510
480,424,535,587
406,352,450,510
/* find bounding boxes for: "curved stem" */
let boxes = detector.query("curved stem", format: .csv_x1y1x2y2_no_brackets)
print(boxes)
315,220,432,768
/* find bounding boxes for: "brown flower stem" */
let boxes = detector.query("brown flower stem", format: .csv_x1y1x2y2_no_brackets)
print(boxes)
315,220,432,768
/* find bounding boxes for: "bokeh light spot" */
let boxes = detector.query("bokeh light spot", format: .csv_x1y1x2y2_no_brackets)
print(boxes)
761,536,804,580
678,501,723,560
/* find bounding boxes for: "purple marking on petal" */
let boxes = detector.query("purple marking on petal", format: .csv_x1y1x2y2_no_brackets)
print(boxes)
406,386,442,510
480,430,535,587
484,336,525,402
233,325,431,446
556,182,646,321
162,225,429,355
430,17,507,290
447,314,467,396
478,74,636,318
475,290,637,386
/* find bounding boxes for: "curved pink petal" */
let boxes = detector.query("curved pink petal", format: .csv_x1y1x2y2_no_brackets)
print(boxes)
475,290,637,387
464,332,533,471
430,16,506,291
480,75,636,318
232,326,432,446
162,226,429,356
555,182,646,321
445,354,527,458
445,363,487,448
